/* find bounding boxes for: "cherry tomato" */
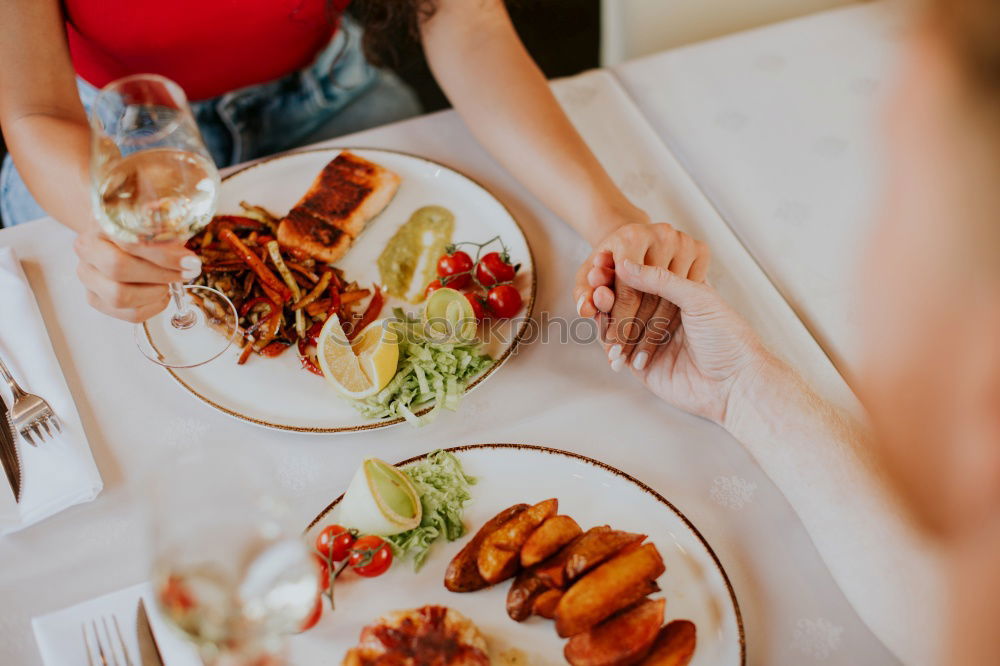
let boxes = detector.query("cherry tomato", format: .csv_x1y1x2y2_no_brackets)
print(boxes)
298,594,323,632
486,284,523,319
475,251,516,287
315,525,355,563
437,251,473,289
313,552,331,591
465,292,487,321
425,279,444,298
159,575,196,614
349,535,393,578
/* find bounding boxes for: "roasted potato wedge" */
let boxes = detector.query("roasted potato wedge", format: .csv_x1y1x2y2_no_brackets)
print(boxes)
564,598,666,666
533,588,563,619
555,543,666,637
535,528,605,589
564,529,646,582
507,570,548,621
639,620,697,666
478,499,558,584
521,515,583,567
445,503,529,592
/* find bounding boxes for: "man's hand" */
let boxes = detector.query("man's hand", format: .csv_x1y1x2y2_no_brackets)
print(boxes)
607,258,768,424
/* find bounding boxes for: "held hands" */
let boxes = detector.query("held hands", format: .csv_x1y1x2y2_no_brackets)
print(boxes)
576,223,767,425
576,223,709,372
73,229,202,323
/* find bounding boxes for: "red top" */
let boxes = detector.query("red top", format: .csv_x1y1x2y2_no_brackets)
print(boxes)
65,0,351,101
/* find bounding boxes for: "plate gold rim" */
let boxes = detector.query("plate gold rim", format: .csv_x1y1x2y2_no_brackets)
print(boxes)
306,442,747,664
163,147,538,433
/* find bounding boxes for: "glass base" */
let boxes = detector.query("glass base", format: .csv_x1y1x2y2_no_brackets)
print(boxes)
136,285,239,368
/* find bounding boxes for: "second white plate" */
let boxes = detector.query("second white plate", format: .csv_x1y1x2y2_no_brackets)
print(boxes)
304,444,745,665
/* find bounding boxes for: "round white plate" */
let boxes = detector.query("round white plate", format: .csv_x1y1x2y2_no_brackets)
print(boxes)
305,445,745,664
166,148,536,433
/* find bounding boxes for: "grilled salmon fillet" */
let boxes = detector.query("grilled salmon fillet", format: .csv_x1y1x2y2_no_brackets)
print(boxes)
342,606,490,666
277,151,400,263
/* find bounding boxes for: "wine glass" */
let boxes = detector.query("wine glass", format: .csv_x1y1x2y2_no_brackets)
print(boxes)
149,446,320,665
89,74,238,368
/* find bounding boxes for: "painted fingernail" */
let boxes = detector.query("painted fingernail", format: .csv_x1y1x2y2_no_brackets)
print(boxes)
181,256,202,279
632,351,649,371
576,295,586,316
611,357,626,372
608,344,623,361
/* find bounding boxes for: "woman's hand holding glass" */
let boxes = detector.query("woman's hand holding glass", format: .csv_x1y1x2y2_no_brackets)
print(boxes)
74,229,202,323
88,74,238,368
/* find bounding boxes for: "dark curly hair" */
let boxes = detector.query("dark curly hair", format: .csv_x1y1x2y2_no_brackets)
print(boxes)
349,0,442,69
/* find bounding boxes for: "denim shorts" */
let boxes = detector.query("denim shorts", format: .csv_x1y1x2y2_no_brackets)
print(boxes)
1,17,420,227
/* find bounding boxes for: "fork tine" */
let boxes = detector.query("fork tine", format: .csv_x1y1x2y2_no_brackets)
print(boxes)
101,617,120,666
82,623,96,666
30,422,44,444
40,418,52,437
92,620,109,666
51,415,62,433
112,615,134,666
20,427,34,446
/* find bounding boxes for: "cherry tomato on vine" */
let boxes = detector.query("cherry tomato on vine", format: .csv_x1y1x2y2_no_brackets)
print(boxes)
315,525,355,563
425,279,444,298
349,535,393,578
437,251,473,289
486,285,523,319
475,251,516,287
465,292,488,321
299,594,323,632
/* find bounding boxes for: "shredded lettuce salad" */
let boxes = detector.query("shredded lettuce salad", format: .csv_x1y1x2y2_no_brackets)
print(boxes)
355,311,494,426
387,450,476,570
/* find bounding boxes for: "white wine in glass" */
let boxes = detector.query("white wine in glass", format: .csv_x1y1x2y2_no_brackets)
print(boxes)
89,74,238,368
95,148,219,243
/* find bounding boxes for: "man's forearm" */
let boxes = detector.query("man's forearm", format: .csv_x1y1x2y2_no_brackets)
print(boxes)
4,112,93,232
724,354,943,664
421,1,646,245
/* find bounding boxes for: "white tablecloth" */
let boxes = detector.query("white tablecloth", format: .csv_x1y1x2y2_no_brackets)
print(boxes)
0,71,895,664
614,2,901,376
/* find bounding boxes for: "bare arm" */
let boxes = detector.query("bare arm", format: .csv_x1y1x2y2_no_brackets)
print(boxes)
0,0,196,322
0,0,92,232
419,0,646,245
725,354,944,665
598,257,945,665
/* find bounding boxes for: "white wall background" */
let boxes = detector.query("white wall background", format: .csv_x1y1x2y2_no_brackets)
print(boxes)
601,0,863,65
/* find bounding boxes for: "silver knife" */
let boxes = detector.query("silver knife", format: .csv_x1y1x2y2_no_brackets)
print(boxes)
137,598,166,666
0,394,20,502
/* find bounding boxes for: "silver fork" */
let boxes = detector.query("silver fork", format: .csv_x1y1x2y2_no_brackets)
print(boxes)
82,615,135,666
0,353,60,445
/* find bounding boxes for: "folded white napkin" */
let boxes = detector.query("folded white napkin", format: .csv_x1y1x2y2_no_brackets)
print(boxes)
33,581,202,666
0,246,103,535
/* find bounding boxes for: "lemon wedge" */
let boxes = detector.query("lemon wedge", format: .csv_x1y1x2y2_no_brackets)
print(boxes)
316,315,377,399
350,319,400,393
338,459,423,536
423,287,477,343
317,316,400,399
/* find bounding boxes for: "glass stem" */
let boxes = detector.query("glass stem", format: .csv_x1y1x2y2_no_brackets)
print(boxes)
169,282,197,330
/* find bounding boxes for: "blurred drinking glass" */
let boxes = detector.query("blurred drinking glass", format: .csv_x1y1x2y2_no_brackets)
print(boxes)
89,74,238,368
150,447,320,665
